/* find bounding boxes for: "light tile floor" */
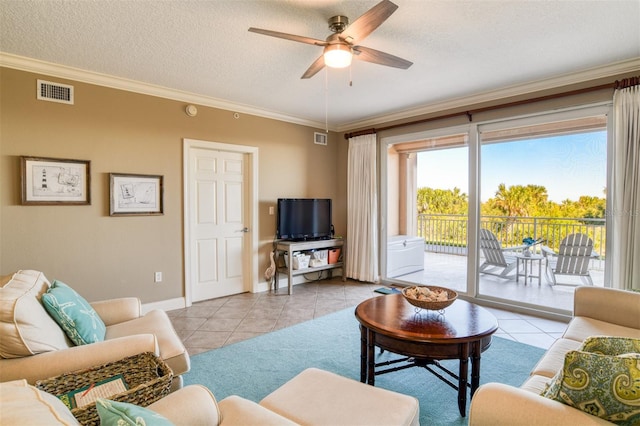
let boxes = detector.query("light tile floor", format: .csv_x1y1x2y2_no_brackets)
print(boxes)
167,278,569,356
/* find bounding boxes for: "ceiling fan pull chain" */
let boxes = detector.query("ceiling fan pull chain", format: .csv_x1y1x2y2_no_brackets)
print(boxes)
349,62,353,87
325,67,329,132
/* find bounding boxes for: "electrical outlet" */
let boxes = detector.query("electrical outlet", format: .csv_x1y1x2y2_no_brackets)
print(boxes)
154,272,162,283
269,206,275,215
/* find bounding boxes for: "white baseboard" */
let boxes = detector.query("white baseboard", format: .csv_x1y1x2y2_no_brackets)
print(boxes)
143,272,343,312
252,280,271,293
141,297,186,314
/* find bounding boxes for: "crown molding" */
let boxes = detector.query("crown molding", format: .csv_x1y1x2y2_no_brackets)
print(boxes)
0,52,328,130
2,52,638,134
335,57,640,132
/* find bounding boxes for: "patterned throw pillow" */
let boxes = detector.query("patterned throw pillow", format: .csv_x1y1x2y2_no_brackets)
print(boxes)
542,337,640,425
579,336,640,355
96,398,174,426
41,280,106,345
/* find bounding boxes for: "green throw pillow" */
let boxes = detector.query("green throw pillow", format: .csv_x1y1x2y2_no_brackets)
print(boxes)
41,280,106,345
542,346,640,425
96,398,174,426
579,336,640,356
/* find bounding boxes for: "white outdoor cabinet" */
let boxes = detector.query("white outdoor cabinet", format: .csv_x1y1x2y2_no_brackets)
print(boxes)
387,235,425,278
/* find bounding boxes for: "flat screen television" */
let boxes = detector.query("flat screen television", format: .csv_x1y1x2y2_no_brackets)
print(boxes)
276,198,332,241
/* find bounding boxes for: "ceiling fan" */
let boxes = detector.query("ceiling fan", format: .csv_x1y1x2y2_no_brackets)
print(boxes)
248,0,413,79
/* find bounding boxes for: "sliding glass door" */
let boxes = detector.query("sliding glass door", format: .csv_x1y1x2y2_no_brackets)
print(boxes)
383,128,469,294
477,109,609,312
382,104,611,315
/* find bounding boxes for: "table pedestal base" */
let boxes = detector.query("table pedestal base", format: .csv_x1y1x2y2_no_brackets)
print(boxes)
362,339,483,417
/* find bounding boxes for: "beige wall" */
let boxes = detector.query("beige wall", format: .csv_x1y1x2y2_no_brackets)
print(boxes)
3,66,635,304
0,67,346,303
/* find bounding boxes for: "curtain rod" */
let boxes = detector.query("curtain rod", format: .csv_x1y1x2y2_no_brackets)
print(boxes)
615,77,640,90
344,80,627,140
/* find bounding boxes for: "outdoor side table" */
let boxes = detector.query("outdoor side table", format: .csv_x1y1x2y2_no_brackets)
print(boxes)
515,254,544,285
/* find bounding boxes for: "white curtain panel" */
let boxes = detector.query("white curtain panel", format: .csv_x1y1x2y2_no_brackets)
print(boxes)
612,84,640,290
346,134,379,282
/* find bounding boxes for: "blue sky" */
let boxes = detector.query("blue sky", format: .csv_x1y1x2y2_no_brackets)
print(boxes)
417,131,607,202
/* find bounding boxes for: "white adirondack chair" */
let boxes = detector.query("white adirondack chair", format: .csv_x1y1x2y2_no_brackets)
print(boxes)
541,233,596,286
479,229,526,278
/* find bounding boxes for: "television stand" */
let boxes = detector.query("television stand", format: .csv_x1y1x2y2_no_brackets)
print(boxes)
273,238,345,295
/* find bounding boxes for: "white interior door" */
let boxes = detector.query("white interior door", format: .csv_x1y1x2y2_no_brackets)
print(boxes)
187,146,247,301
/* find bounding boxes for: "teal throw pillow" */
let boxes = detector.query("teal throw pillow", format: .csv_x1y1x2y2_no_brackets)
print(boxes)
96,398,174,426
41,280,106,345
542,348,640,425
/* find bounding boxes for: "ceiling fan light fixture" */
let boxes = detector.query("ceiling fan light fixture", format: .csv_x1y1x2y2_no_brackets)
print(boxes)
323,44,352,68
249,0,412,79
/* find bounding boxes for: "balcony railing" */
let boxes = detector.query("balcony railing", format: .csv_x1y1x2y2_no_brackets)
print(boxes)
417,214,606,270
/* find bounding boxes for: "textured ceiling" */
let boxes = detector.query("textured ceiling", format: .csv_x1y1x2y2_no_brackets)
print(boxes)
1,0,639,131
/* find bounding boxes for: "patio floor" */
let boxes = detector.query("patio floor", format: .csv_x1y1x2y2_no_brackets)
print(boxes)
391,251,605,315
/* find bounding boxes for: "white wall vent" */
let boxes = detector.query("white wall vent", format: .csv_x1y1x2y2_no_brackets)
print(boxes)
37,79,74,104
314,132,327,146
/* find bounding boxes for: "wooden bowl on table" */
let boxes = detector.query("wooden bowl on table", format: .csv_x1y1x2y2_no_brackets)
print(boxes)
401,285,458,310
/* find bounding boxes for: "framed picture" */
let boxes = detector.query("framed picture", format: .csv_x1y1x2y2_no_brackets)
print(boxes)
109,173,163,216
21,156,91,205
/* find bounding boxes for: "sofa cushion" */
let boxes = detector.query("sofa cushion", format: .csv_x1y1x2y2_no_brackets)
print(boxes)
470,382,615,426
574,287,640,330
0,379,79,425
147,385,221,426
563,317,640,343
521,374,552,394
542,349,640,425
530,338,582,378
41,280,106,346
218,395,299,425
96,398,174,426
0,270,71,358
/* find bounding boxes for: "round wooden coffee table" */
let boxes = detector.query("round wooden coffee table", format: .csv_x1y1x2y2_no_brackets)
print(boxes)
355,294,498,417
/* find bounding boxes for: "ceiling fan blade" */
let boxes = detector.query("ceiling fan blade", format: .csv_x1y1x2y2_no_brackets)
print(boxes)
352,46,413,69
248,28,327,46
339,0,398,44
301,55,326,79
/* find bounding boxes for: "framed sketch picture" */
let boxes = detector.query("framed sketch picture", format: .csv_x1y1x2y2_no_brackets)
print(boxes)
21,156,91,205
110,173,163,216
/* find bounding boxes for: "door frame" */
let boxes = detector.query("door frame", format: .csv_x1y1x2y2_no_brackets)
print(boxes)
183,138,259,307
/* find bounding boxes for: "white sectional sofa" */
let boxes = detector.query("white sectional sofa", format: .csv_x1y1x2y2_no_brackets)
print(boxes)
469,286,640,425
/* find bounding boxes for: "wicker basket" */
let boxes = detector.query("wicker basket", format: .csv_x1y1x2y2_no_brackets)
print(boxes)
402,285,458,310
35,352,173,426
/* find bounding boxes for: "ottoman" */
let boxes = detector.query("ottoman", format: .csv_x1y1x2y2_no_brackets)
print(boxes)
259,368,420,426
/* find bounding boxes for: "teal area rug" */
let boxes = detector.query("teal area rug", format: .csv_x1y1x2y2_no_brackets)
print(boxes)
184,306,545,425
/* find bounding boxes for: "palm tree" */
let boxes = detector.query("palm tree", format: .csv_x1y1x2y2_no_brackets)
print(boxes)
493,184,527,217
